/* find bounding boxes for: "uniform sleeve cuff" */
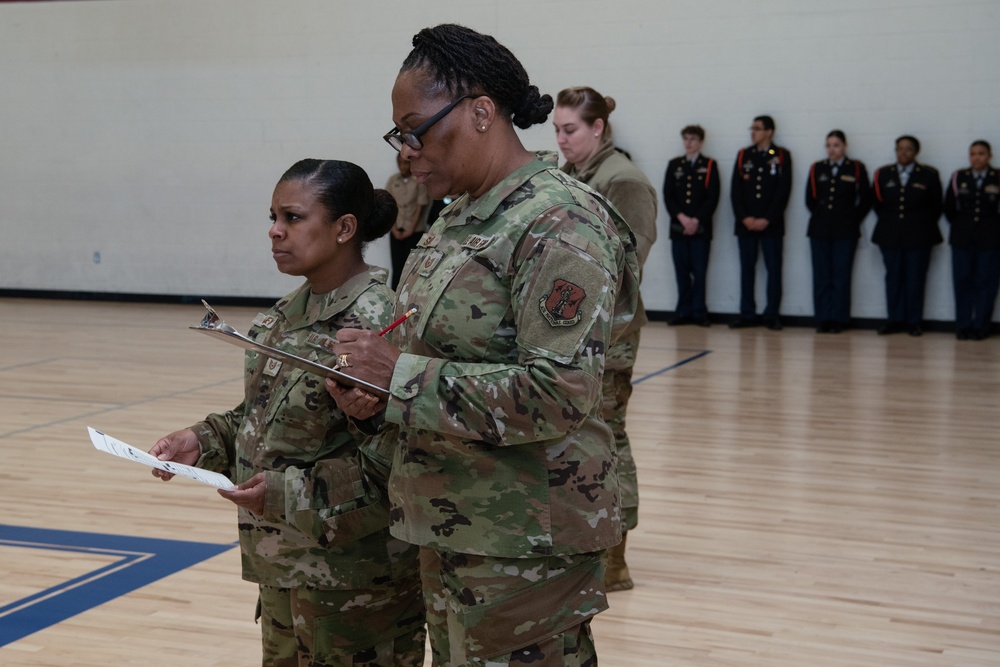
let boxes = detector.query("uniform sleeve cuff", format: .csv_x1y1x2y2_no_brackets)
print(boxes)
384,352,432,425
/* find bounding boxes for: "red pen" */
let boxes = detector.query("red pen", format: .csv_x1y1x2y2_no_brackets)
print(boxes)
378,307,418,336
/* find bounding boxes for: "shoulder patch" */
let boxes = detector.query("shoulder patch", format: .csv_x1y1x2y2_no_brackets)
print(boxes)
539,279,586,327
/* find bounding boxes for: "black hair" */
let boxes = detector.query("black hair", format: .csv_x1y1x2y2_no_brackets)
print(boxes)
279,159,396,246
400,23,553,130
754,115,776,132
970,139,992,154
680,124,705,141
827,129,847,143
896,135,921,154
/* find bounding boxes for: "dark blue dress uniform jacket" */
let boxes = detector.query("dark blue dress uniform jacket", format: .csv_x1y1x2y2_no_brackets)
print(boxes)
871,163,943,248
731,144,793,238
663,154,720,240
806,158,873,240
944,168,1000,249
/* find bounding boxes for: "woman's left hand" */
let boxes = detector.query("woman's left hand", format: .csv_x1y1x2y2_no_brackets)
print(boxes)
218,472,266,515
326,380,386,420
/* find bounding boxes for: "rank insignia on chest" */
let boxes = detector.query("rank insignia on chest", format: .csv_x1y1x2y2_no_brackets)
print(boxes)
539,278,586,327
263,357,282,377
306,332,336,353
417,250,443,276
417,233,440,248
462,234,493,250
252,313,279,328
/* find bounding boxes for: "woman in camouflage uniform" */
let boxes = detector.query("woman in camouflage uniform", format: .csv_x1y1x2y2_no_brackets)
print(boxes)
327,24,640,667
554,86,659,592
149,159,425,667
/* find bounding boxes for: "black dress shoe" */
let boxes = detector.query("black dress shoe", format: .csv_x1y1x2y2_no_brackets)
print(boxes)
970,329,989,341
728,318,759,329
765,318,783,331
956,329,971,340
695,317,711,327
908,325,923,337
668,315,694,326
816,321,831,333
832,322,848,333
877,322,904,335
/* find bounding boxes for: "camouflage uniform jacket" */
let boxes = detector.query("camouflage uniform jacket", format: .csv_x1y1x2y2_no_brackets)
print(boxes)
193,269,417,589
381,152,640,558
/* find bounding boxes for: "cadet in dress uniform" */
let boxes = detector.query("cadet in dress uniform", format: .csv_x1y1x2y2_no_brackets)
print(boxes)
871,135,943,336
663,124,720,326
729,115,793,330
805,130,872,332
944,139,1000,340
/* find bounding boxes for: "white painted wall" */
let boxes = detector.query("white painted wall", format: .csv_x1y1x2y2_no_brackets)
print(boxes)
2,0,999,321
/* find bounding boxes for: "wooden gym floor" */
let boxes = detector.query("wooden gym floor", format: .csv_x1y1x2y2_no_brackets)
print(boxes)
0,297,997,666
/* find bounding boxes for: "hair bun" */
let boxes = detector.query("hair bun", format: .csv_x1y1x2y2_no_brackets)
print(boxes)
512,86,554,129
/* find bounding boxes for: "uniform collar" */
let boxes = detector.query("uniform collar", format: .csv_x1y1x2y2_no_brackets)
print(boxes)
276,268,389,330
457,151,559,224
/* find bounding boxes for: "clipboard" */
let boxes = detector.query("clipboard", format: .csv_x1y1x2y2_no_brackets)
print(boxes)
190,301,389,397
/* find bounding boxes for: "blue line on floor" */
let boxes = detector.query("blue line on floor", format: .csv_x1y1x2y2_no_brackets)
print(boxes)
0,524,235,647
633,349,711,385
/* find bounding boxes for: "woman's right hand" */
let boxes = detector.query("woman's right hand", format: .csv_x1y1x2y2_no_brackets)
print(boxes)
148,428,201,481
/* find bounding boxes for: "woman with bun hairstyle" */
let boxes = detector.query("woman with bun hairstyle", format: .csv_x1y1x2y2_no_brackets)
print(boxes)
150,159,425,667
325,24,641,666
554,85,658,593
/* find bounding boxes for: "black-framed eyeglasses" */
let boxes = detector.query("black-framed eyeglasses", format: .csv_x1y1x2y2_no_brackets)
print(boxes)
383,94,476,152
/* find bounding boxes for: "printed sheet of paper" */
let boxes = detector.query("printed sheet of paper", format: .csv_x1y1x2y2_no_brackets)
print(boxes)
88,427,235,490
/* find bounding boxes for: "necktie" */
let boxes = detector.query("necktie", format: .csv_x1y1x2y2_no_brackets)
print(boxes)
976,175,984,190
831,164,839,177
900,169,909,187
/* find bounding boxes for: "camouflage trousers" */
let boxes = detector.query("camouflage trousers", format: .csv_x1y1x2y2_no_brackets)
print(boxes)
257,576,425,667
419,547,606,667
602,330,640,531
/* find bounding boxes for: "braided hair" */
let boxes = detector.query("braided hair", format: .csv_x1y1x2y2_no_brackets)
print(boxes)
279,159,396,247
400,24,552,130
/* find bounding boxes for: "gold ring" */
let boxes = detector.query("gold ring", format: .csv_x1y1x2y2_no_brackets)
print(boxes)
338,353,351,368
